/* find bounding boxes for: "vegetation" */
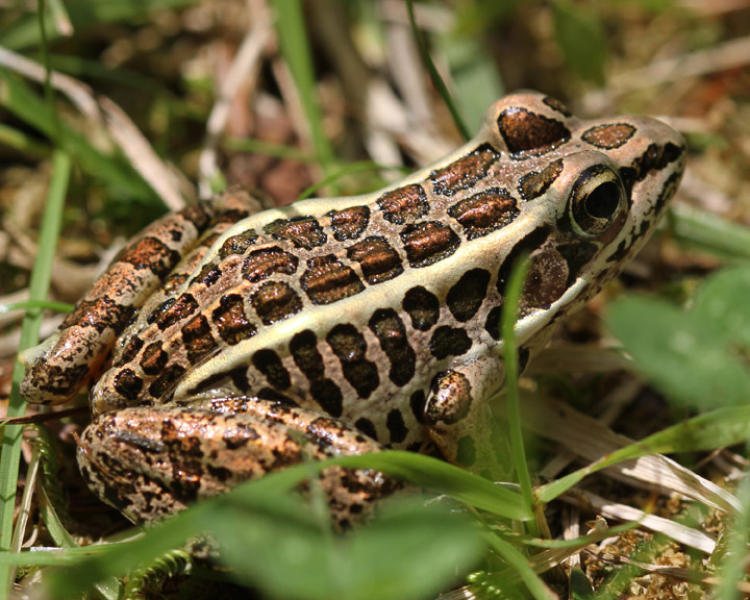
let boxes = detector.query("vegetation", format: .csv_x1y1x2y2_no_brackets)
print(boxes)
0,1,748,598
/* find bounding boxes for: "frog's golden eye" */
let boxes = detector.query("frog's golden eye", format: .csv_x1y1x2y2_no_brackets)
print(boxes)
568,165,625,237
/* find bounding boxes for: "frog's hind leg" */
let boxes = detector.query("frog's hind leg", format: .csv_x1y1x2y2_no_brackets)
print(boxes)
422,354,508,479
77,397,401,528
20,190,262,405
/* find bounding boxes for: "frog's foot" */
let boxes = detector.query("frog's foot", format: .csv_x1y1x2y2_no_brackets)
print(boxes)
21,190,262,406
77,397,401,529
422,354,507,479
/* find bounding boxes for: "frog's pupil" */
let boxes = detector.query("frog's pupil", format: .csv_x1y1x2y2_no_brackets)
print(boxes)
585,181,620,219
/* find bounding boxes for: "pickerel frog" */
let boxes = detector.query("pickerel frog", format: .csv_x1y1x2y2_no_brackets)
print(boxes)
21,93,685,526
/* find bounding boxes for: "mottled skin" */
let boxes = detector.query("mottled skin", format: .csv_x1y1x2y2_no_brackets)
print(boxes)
21,93,686,523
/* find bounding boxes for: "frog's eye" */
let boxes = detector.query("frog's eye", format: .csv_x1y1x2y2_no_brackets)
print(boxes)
568,165,625,237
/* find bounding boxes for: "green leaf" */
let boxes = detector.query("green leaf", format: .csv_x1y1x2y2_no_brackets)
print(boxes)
607,267,750,410
551,1,607,84
570,569,595,600
218,498,483,600
40,478,482,600
438,35,505,134
690,266,750,348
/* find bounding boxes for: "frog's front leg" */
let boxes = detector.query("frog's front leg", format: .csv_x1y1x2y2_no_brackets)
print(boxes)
423,353,507,478
77,397,401,529
20,190,262,405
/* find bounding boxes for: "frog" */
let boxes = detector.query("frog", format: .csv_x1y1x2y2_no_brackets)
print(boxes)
20,92,686,526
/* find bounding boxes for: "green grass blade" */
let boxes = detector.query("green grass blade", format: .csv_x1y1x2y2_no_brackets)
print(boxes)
0,0,198,50
0,150,70,597
669,203,750,261
297,161,410,200
334,451,532,521
0,69,155,201
480,532,557,600
44,53,159,89
405,0,471,141
272,0,335,171
501,256,539,535
38,0,62,144
217,450,532,521
0,300,73,315
716,472,750,600
224,137,318,162
0,123,51,158
537,405,750,504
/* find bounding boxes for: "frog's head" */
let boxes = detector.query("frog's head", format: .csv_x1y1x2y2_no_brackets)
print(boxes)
475,92,686,342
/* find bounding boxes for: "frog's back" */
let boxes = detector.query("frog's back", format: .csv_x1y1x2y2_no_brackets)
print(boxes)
80,92,685,449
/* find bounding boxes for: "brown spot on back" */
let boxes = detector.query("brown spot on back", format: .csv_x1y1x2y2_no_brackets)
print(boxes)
190,262,221,286
252,349,291,390
409,390,426,423
582,123,636,149
219,230,258,258
290,329,324,380
181,202,211,230
518,159,564,200
264,216,326,249
484,306,502,340
289,330,344,417
326,324,379,398
400,222,460,268
386,409,408,443
430,144,500,196
114,369,143,401
402,286,439,331
448,188,518,239
368,309,416,386
181,315,218,365
117,335,144,365
251,281,302,325
310,380,343,418
151,294,199,331
61,296,134,334
347,236,403,284
301,255,365,305
542,96,571,116
148,364,186,399
117,236,181,279
377,184,428,224
212,294,256,345
327,206,370,241
139,342,168,375
354,417,377,440
497,107,570,157
429,326,472,359
242,247,298,283
446,269,490,322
